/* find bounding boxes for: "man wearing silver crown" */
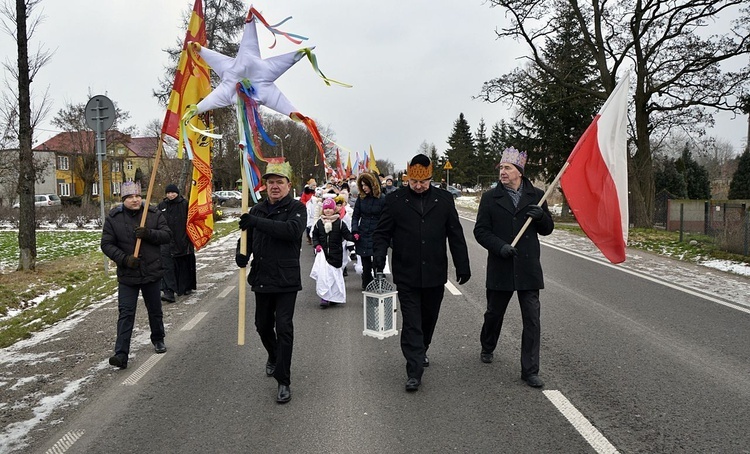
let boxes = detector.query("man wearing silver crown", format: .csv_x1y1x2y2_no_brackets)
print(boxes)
473,147,554,388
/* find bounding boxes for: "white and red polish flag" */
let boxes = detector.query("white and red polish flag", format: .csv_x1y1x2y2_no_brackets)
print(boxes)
560,74,630,263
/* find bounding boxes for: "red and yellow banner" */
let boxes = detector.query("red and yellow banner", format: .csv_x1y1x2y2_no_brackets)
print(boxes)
162,0,214,250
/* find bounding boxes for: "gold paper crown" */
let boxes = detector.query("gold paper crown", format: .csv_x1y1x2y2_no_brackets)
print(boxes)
407,157,433,180
500,147,528,171
262,158,293,181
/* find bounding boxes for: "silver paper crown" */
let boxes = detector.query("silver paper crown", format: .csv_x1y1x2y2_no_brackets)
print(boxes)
500,147,528,171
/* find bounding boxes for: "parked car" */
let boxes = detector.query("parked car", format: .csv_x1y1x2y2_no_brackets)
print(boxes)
213,190,242,206
12,194,62,208
446,185,461,199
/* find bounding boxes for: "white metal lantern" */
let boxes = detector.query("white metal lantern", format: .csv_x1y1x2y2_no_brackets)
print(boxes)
362,273,398,339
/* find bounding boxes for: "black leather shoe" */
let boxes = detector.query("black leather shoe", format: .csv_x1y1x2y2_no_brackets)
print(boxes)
422,355,429,367
405,377,421,392
153,341,167,353
161,291,175,303
522,374,544,388
265,361,276,377
108,353,128,369
480,352,493,363
277,384,292,403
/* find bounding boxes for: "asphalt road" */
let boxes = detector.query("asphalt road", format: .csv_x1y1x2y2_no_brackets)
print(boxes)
6,216,750,453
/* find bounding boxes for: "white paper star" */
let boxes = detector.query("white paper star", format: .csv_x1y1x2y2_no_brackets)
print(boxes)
193,11,311,117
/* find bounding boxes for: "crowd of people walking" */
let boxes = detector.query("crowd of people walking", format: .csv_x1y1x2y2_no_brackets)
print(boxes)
102,147,554,404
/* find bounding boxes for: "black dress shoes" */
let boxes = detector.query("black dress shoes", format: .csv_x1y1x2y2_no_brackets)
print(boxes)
522,374,544,388
422,355,429,367
108,353,128,369
480,352,493,363
277,384,292,403
405,377,421,392
161,290,175,303
153,341,167,353
265,361,276,377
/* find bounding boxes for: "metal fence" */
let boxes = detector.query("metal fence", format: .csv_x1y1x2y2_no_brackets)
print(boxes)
666,199,750,255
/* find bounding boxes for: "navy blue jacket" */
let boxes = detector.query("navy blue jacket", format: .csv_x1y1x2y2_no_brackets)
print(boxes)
352,194,385,256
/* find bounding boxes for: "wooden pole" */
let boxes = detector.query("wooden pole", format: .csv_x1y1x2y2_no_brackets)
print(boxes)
134,137,165,257
510,162,569,247
238,164,249,345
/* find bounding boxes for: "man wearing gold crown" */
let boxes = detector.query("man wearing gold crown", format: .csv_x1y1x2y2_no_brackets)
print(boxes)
235,159,307,404
373,154,471,392
473,147,554,388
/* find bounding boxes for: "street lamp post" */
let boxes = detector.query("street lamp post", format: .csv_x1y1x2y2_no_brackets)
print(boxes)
273,134,291,157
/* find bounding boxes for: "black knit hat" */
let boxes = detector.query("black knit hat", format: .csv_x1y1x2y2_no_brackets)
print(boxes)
165,183,179,194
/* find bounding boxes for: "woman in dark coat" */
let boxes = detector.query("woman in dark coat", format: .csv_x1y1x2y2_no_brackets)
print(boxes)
157,184,196,301
351,172,386,289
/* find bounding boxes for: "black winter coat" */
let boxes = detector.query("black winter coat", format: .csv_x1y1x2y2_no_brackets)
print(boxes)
373,186,471,289
473,177,554,291
351,194,385,256
312,217,355,268
101,204,171,285
158,195,194,257
240,194,307,293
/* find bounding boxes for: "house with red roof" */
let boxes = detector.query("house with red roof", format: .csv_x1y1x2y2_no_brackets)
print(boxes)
34,132,162,204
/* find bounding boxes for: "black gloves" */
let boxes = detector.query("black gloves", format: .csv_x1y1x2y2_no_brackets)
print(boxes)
373,255,386,272
124,255,140,269
134,226,149,239
235,253,249,268
457,273,471,285
500,244,518,259
239,213,255,231
526,204,544,221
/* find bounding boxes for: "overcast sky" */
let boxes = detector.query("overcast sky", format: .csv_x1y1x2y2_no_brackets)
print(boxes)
1,0,747,171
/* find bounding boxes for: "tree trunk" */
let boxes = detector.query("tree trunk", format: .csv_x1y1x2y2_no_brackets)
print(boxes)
179,155,193,195
16,0,36,271
630,76,655,228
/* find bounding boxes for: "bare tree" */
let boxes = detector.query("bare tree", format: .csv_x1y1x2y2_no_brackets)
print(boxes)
1,0,53,270
481,0,750,227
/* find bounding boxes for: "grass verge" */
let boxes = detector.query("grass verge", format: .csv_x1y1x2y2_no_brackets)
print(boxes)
555,223,750,265
0,220,238,349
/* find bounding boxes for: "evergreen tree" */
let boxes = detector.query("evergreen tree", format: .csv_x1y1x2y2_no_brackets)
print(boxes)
510,6,601,183
675,146,711,199
444,113,475,187
424,142,443,182
654,158,688,198
729,148,750,199
489,121,505,164
474,119,494,188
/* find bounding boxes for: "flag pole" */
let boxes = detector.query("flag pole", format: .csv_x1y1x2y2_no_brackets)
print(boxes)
134,136,166,257
510,162,569,247
238,160,249,346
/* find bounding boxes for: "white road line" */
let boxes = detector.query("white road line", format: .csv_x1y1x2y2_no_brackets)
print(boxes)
544,390,619,454
444,281,461,295
122,354,164,386
218,285,235,298
181,312,208,331
542,242,750,315
44,429,85,454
